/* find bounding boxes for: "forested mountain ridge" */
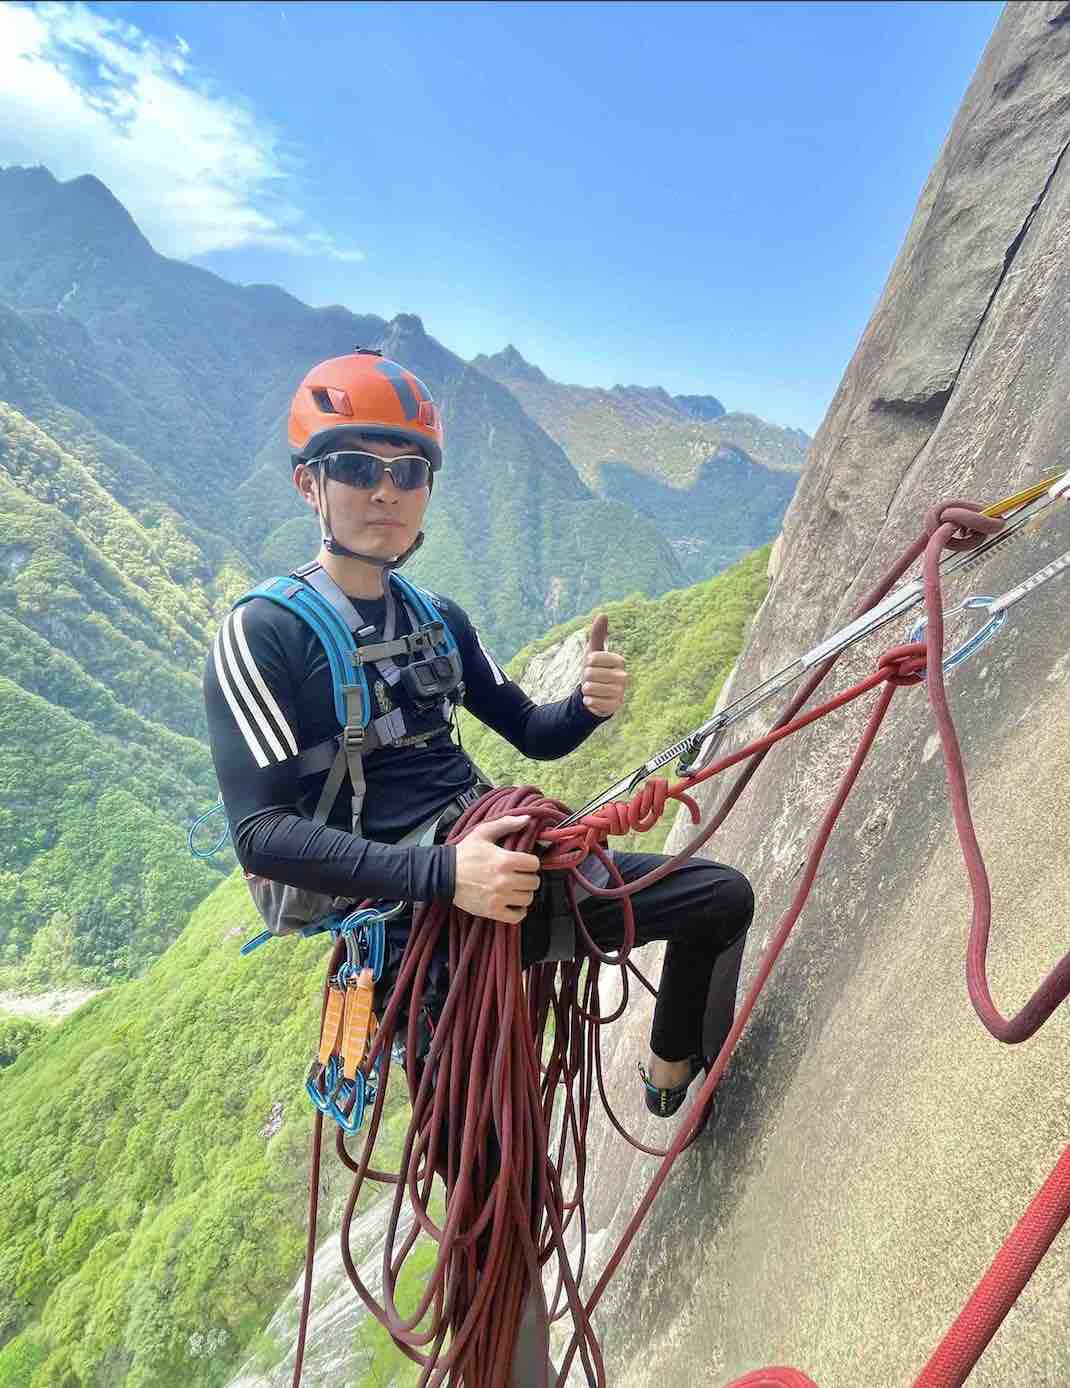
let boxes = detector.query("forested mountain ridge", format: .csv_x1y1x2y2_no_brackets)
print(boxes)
0,401,223,983
0,546,770,1388
0,165,689,656
472,343,807,579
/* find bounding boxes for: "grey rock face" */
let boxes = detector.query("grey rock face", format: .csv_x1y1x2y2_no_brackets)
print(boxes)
226,1201,417,1388
575,7,1070,1387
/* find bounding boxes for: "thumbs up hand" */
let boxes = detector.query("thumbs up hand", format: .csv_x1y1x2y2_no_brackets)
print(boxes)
580,614,628,718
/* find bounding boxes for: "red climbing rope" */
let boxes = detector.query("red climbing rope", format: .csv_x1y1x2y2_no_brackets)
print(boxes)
721,1142,1070,1388
910,1141,1070,1388
289,499,1069,1388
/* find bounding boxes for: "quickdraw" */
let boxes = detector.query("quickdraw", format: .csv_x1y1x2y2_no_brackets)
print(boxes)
557,471,1067,829
304,901,401,1134
909,545,1070,676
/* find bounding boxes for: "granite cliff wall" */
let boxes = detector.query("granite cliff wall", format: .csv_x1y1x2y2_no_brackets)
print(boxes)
584,6,1070,1384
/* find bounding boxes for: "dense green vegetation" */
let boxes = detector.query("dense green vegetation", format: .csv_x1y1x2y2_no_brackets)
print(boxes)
598,450,796,581
0,871,414,1388
0,1014,47,1069
0,405,228,985
0,546,769,1386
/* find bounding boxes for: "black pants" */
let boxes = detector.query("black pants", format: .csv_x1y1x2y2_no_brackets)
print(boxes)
380,852,754,1068
523,851,753,1063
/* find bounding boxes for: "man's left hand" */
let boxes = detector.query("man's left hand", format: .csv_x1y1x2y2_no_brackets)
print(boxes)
581,614,628,718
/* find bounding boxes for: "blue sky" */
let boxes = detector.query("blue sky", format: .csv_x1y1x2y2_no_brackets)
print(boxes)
1,1,1001,433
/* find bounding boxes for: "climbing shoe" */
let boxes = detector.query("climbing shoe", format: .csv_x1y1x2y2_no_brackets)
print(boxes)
637,1055,707,1118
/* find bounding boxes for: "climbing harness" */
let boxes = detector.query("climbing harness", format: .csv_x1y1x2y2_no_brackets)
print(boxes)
285,479,1069,1388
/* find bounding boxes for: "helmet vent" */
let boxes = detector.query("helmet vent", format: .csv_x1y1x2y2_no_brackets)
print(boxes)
311,388,336,413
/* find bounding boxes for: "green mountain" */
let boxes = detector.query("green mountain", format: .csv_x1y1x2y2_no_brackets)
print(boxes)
471,343,807,579
459,544,771,855
0,401,224,984
0,546,769,1388
0,166,687,658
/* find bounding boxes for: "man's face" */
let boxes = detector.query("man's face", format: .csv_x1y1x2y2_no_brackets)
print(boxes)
295,434,432,560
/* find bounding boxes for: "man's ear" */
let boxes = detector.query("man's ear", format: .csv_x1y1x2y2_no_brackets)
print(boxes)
293,462,320,510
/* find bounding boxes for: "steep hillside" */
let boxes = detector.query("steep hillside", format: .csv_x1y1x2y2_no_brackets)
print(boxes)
0,403,222,983
472,343,806,581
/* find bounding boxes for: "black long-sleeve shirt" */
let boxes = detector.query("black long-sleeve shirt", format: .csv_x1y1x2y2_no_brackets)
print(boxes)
203,582,605,904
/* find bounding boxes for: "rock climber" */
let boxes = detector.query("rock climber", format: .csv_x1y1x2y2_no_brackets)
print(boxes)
202,348,754,1116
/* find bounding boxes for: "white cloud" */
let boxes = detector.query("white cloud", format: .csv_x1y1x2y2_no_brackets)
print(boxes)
0,2,364,263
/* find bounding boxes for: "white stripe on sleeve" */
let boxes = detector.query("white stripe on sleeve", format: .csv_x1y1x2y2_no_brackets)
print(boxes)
220,613,289,763
213,626,270,768
232,606,298,755
475,631,506,686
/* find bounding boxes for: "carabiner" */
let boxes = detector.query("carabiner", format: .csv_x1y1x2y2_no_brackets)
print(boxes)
909,596,1007,677
305,1053,344,1113
187,800,232,859
328,1054,381,1135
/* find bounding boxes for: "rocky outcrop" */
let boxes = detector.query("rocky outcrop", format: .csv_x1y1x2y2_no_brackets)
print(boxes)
580,7,1070,1386
226,1202,417,1388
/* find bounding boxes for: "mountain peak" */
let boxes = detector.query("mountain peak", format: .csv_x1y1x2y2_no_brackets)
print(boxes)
389,312,426,335
498,344,529,369
611,382,675,408
0,163,58,195
673,393,726,422
474,344,548,384
0,164,151,264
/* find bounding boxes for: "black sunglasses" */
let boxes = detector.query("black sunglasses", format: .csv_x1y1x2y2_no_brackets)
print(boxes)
320,450,432,492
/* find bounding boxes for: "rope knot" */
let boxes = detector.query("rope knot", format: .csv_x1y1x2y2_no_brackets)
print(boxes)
925,499,1005,552
878,641,927,686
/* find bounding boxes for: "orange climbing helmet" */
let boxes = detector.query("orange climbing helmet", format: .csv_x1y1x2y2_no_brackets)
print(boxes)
288,347,444,470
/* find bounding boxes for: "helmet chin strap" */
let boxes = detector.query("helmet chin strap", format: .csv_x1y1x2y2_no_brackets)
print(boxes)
322,529,425,569
315,468,425,571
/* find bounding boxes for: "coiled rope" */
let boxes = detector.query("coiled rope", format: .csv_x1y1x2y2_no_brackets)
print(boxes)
289,499,1069,1388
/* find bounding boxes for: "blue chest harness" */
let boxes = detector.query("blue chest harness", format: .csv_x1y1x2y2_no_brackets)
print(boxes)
233,559,465,836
